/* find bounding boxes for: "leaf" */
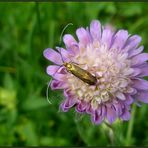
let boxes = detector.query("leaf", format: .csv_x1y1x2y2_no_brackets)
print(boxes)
16,120,38,146
22,96,49,111
118,3,143,17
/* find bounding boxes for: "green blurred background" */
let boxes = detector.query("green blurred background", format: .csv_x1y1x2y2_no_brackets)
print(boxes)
0,2,148,146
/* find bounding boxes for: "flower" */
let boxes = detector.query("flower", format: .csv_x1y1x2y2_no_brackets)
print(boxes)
43,20,148,124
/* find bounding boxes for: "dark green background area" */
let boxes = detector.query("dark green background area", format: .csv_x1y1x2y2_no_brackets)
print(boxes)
0,2,148,146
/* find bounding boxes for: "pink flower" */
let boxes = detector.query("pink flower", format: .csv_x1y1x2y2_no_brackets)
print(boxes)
43,20,148,124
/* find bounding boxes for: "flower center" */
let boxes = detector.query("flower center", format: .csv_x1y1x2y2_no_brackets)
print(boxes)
66,42,133,109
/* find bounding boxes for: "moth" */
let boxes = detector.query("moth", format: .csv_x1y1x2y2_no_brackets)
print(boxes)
63,62,97,85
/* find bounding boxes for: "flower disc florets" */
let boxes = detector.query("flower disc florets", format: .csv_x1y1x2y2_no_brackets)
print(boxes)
43,20,148,124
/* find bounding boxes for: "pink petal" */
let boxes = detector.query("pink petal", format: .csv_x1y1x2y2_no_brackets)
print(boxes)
64,89,75,98
86,104,93,114
106,105,117,124
46,65,60,76
43,48,63,65
101,28,114,50
63,34,77,48
120,109,131,121
69,44,80,56
136,63,148,77
116,92,126,100
113,101,122,116
50,80,68,90
101,105,107,117
63,34,79,55
76,27,91,45
90,20,101,41
56,47,71,62
76,101,88,113
131,53,148,66
124,35,141,52
111,30,129,50
91,110,104,124
60,98,77,112
128,46,144,58
131,68,141,77
135,90,148,103
124,95,134,105
52,73,66,81
132,78,148,90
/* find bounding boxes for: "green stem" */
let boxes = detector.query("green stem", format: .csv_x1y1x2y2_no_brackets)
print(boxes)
125,104,136,146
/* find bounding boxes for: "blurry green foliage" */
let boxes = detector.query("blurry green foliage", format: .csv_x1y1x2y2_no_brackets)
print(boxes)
0,2,148,146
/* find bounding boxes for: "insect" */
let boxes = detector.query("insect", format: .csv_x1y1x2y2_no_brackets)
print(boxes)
63,62,97,85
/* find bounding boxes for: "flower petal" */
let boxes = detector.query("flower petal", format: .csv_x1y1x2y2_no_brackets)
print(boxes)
60,98,77,112
113,101,122,116
134,90,148,103
76,27,91,45
111,30,129,51
64,89,75,98
106,105,117,124
120,109,131,121
43,48,63,65
91,110,103,124
126,87,137,95
116,92,126,100
56,47,71,62
132,78,148,90
76,101,88,113
46,65,60,76
63,34,79,55
86,104,92,114
124,35,141,52
136,63,148,77
128,46,144,58
52,73,66,81
131,53,148,66
50,80,68,90
124,95,134,105
90,20,101,41
101,28,114,50
63,34,77,48
131,68,141,77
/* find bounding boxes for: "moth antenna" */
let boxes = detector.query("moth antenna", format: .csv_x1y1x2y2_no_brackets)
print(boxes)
52,65,63,78
46,80,52,104
56,47,65,63
59,23,73,45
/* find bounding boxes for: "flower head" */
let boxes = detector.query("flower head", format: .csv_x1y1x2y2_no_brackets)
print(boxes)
43,20,148,124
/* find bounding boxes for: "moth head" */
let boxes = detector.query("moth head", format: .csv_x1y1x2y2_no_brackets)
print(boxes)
63,62,73,72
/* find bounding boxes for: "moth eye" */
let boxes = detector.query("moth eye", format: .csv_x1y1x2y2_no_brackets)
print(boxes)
67,64,72,69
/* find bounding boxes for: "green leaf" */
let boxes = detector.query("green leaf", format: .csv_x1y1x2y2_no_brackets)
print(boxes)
22,96,49,111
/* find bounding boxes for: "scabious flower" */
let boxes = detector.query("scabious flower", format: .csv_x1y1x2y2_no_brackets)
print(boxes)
43,20,148,124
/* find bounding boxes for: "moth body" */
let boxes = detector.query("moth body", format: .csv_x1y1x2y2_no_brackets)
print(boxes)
63,62,97,85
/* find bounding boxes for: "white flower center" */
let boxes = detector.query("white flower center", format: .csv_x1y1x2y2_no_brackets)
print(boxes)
66,41,133,109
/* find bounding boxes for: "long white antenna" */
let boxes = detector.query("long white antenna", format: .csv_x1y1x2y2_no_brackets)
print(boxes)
59,23,73,45
46,80,52,104
46,23,74,105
